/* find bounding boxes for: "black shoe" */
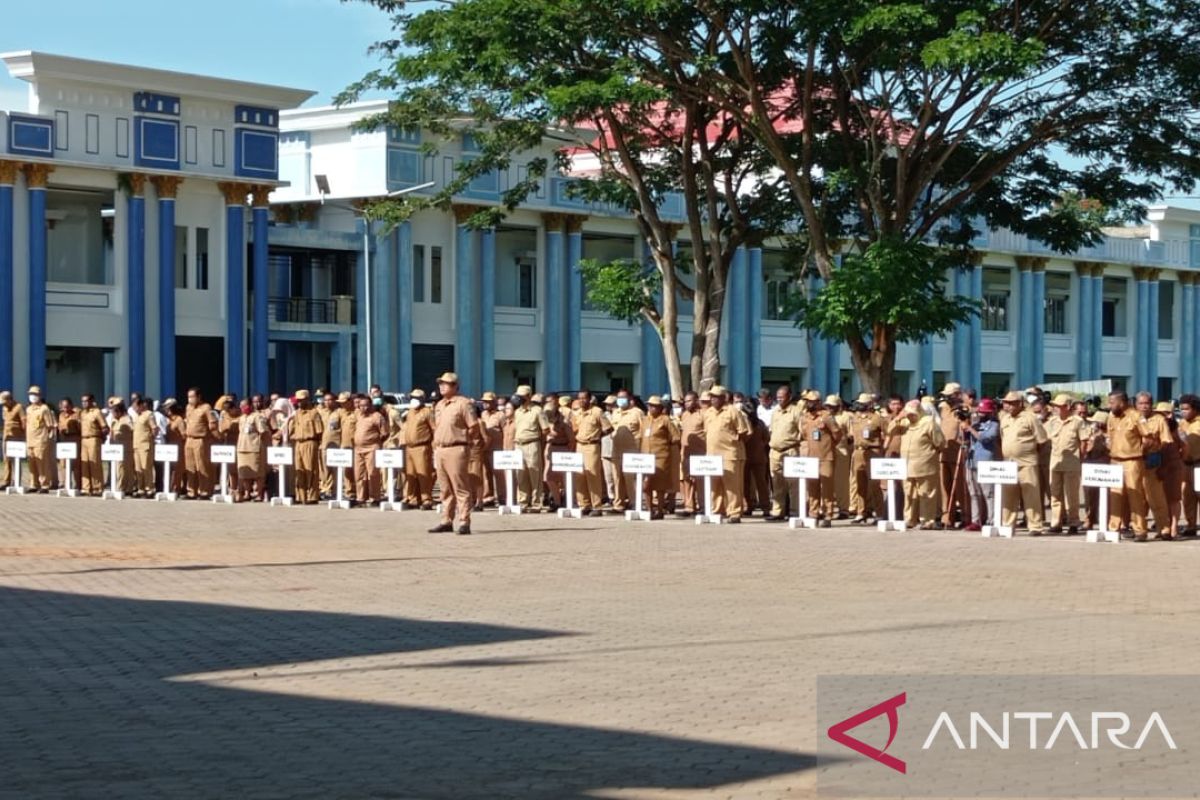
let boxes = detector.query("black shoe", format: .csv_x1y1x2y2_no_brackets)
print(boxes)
456,525,471,535
727,516,742,524
427,523,453,533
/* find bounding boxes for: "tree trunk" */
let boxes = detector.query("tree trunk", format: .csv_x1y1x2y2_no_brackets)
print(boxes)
849,332,898,396
657,261,686,400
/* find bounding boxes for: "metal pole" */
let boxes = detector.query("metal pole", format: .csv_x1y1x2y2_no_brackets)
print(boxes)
363,221,373,390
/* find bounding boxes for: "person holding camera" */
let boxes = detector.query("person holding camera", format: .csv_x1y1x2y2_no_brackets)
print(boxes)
962,398,1000,530
937,383,971,528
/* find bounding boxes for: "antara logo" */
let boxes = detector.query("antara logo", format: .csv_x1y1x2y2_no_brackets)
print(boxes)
922,711,1178,751
827,692,907,774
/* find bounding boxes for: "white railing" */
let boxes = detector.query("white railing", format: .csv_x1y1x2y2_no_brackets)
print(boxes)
980,227,1193,269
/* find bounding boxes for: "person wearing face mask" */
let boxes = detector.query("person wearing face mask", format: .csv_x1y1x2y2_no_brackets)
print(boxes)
78,393,109,496
678,391,707,517
57,397,81,492
131,397,158,498
893,399,944,529
107,400,136,495
24,386,56,493
403,388,435,509
286,389,324,504
799,390,842,527
317,391,339,499
510,386,550,512
702,386,750,522
0,390,26,490
609,389,645,513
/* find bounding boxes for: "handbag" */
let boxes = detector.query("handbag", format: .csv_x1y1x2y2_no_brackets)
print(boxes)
1145,451,1163,469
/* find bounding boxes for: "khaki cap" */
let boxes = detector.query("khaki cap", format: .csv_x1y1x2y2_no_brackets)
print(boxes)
335,391,351,402
647,395,663,407
603,395,616,405
480,391,496,401
922,395,937,405
855,392,873,405
1155,401,1174,413
295,389,310,400
698,390,711,400
160,398,177,411
530,393,544,404
410,388,426,399
1049,393,1073,407
515,385,533,397
824,394,842,407
107,396,121,407
904,399,922,414
1002,390,1023,403
27,385,42,396
558,396,571,407
1090,411,1110,425
941,382,962,395
710,385,728,396
801,389,820,402
437,372,459,384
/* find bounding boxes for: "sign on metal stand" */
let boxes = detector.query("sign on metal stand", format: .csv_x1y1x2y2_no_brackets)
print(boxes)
55,442,79,497
783,456,819,529
493,449,524,515
101,443,125,500
622,453,656,521
153,444,179,501
871,457,908,531
267,446,294,507
551,451,584,519
690,455,725,524
978,460,1018,538
1083,463,1124,543
4,440,26,495
375,449,405,511
210,445,237,504
325,448,354,509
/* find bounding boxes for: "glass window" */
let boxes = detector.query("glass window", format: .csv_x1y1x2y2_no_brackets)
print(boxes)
1102,277,1126,337
982,293,1008,331
518,260,536,308
765,278,794,320
430,246,443,304
413,244,425,303
174,226,188,289
1044,272,1070,335
195,228,209,290
1158,281,1175,340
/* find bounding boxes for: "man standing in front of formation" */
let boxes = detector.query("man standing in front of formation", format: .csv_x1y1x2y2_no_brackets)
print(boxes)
24,386,56,493
428,372,479,535
703,386,750,523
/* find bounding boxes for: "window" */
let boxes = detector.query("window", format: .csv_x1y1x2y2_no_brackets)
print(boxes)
1159,281,1175,340
1102,277,1126,337
430,246,443,304
765,278,794,320
517,258,536,308
413,244,425,303
981,373,1011,400
195,228,209,290
1044,272,1070,335
174,226,188,288
1158,377,1175,401
981,268,1010,332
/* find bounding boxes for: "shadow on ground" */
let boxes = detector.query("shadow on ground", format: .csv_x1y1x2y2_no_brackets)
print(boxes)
0,587,818,799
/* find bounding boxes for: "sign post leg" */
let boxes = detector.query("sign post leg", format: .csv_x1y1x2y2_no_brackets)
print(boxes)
789,478,817,529
154,460,178,502
1090,486,1116,543
878,479,906,532
499,469,521,515
559,471,582,519
6,458,24,495
58,458,80,498
103,459,123,501
982,481,1012,538
697,474,720,524
626,472,650,521
380,466,402,511
213,463,233,504
329,465,351,510
270,464,293,507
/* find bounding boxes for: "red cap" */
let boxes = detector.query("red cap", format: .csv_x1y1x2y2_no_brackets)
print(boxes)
977,398,996,414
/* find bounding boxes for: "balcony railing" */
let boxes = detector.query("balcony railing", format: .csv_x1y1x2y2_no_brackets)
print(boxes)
265,296,356,325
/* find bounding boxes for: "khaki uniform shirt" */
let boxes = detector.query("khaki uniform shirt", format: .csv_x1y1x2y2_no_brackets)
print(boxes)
288,407,324,442
641,413,678,458
513,406,550,445
482,409,506,449
767,403,801,452
58,409,81,442
1106,410,1171,460
571,406,610,444
319,407,340,448
339,409,357,449
999,409,1048,466
80,407,108,439
800,409,840,461
3,403,25,439
238,411,270,453
354,410,389,448
432,396,478,447
895,415,944,478
1046,415,1086,472
185,403,217,440
132,409,157,449
1182,417,1200,463
403,406,434,447
703,405,749,462
679,409,706,455
25,403,55,446
610,406,645,454
834,410,854,457
848,411,886,452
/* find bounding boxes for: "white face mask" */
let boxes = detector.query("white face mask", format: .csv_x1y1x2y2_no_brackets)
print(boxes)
672,405,682,417
28,395,38,404
409,398,421,409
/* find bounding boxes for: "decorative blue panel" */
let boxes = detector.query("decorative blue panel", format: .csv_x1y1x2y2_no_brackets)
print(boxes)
234,128,278,178
235,105,279,128
134,92,181,116
134,116,180,169
387,149,423,187
388,126,421,145
7,113,54,157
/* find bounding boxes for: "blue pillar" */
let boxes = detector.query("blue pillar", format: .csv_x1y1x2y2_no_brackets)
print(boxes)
28,169,48,390
544,219,565,390
1148,275,1160,393
918,337,934,396
397,220,414,391
1016,263,1033,387
748,247,763,392
156,182,177,399
1181,278,1194,393
952,267,971,383
251,198,269,395
1135,273,1149,390
480,228,496,391
370,223,395,390
0,168,13,391
566,223,583,389
727,246,748,391
1192,277,1200,392
1092,267,1105,379
968,264,982,391
454,213,479,397
355,239,368,390
1030,265,1045,384
1076,264,1094,380
639,238,665,394
223,188,246,397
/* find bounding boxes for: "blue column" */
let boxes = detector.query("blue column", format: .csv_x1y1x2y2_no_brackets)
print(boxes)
544,219,565,390
251,199,269,395
1181,278,1194,392
1076,265,1094,380
918,337,934,396
157,189,176,398
1148,275,1160,393
968,264,982,391
952,266,971,383
370,223,395,390
396,220,414,391
0,168,13,391
639,238,665,394
1031,265,1045,384
224,189,246,397
28,170,48,389
748,247,763,392
127,187,146,392
454,214,479,396
480,228,496,391
1192,278,1200,392
727,246,748,391
1135,274,1149,390
1016,264,1033,387
566,223,583,389
1092,268,1105,379
355,240,368,390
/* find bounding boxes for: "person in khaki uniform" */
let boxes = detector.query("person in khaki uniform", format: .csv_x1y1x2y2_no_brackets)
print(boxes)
678,392,706,516
511,387,550,512
1106,391,1165,540
1045,393,1086,533
24,386,56,492
830,396,853,516
799,391,842,527
77,394,108,496
480,392,504,505
640,396,679,519
767,386,801,520
1155,400,1185,538
1133,391,1173,537
287,390,324,504
703,386,750,522
1,391,26,489
544,397,575,511
892,400,944,528
938,382,970,528
571,391,612,515
428,372,480,535
335,392,357,498
107,401,135,494
57,397,81,492
847,392,886,522
317,392,339,497
1178,394,1200,534
403,389,435,509
237,397,271,501
609,389,645,512
999,390,1048,534
183,388,218,499
352,394,389,505
130,397,158,497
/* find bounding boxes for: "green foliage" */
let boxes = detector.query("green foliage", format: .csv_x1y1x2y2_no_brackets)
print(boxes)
576,258,661,325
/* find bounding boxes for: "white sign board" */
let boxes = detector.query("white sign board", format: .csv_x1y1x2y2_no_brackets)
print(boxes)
1083,463,1124,488
689,454,724,477
5,440,26,459
325,448,354,468
783,456,819,479
154,444,179,463
870,457,908,481
101,444,124,462
375,449,404,469
493,449,524,470
622,452,657,474
56,441,78,460
977,460,1019,485
210,445,237,464
551,451,584,473
267,446,293,466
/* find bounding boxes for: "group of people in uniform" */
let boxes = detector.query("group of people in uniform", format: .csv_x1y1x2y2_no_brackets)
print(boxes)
1,374,1196,541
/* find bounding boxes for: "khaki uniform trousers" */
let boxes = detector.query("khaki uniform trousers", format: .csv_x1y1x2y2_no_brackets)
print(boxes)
904,474,939,526
1109,459,1149,535
680,448,703,513
516,440,544,510
80,437,104,495
1002,463,1044,531
27,443,53,490
768,447,799,518
436,444,472,526
320,446,334,495
610,447,636,510
575,442,604,511
404,444,434,506
184,438,211,498
293,441,320,503
807,460,837,519
834,449,851,513
134,445,155,495
1049,468,1082,529
545,443,570,507
850,449,883,518
1141,465,1171,534
710,459,745,518
354,446,381,503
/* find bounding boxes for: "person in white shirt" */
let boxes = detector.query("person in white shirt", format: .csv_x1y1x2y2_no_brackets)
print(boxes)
755,388,774,428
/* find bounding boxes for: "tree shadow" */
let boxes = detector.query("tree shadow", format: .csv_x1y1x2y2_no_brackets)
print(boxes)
0,587,819,798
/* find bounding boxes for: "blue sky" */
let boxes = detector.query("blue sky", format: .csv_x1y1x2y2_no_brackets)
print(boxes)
0,0,387,110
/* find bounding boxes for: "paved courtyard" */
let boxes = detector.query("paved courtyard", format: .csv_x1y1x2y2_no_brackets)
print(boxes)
1,494,1197,799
